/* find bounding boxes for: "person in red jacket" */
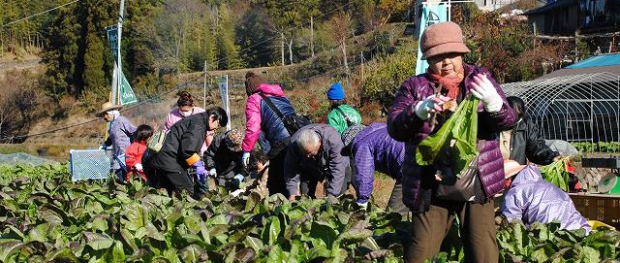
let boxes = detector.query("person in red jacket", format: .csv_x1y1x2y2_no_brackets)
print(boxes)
125,124,154,183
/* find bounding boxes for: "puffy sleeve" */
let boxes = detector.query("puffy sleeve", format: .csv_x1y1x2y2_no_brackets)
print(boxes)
242,95,263,152
353,143,375,203
387,77,428,141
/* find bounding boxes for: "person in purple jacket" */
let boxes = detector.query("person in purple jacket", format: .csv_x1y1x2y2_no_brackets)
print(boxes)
501,160,591,234
96,102,137,182
387,21,517,263
341,123,408,215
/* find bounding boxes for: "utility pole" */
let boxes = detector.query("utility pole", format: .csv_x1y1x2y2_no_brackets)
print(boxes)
112,0,125,105
203,60,208,110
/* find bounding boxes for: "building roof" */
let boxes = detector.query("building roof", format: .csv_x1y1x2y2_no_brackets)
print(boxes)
566,53,620,68
524,0,577,15
538,53,620,80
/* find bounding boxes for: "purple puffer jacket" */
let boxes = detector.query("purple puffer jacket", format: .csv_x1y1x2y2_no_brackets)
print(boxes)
501,165,591,234
351,122,404,203
387,64,517,211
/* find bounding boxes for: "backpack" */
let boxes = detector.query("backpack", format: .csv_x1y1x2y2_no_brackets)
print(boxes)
146,130,167,153
258,92,312,135
334,106,354,126
142,130,167,164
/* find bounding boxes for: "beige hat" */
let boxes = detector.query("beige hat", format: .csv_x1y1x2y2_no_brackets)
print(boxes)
95,102,123,117
504,160,526,179
421,21,471,59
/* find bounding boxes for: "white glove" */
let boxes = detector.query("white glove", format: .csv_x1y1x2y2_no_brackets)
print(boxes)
414,94,450,120
241,152,251,169
357,201,368,210
208,168,217,178
230,189,245,197
471,73,503,113
134,163,143,172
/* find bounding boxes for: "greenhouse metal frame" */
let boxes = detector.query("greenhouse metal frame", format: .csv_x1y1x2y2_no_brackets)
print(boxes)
502,72,620,148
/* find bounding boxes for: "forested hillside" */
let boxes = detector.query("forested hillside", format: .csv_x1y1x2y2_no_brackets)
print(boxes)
1,0,407,105
1,0,585,144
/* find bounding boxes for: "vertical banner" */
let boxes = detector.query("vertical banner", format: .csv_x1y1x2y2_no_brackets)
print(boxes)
106,25,137,105
415,4,449,76
218,75,231,131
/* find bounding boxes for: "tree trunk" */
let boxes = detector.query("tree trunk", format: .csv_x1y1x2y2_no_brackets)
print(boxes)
287,39,293,64
310,16,315,58
281,32,285,66
342,41,348,73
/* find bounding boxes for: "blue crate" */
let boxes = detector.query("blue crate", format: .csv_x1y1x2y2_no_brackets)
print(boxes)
69,149,111,181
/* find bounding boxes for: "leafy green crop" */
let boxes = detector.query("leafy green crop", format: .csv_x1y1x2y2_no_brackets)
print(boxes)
1,164,619,263
0,165,407,262
416,96,479,178
539,157,570,192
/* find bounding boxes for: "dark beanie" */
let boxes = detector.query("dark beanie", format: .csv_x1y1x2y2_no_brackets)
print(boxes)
245,71,264,96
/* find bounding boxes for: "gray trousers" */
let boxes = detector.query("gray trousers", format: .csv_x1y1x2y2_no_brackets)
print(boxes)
386,179,409,215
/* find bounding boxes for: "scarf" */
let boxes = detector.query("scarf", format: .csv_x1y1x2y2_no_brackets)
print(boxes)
427,67,465,100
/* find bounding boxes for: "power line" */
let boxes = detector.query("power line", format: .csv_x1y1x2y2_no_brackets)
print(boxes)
0,0,81,29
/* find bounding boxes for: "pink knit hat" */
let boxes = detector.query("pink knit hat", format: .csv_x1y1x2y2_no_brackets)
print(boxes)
421,21,471,59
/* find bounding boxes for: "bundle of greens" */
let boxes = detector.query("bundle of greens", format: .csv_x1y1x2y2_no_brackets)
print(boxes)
539,156,570,191
416,96,480,178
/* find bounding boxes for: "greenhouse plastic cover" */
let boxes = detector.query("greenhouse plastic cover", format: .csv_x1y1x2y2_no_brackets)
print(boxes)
0,153,59,166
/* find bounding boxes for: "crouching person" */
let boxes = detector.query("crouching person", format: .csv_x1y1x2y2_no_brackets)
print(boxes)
284,124,348,200
205,129,247,191
147,107,227,197
501,160,591,234
341,123,408,215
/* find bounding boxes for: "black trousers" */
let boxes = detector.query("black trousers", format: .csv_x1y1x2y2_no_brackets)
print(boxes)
151,169,194,196
267,150,287,196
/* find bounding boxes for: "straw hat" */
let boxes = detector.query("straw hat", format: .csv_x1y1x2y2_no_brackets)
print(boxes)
95,102,123,117
504,160,526,179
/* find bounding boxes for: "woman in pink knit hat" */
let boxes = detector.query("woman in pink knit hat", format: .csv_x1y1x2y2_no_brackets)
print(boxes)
387,21,517,263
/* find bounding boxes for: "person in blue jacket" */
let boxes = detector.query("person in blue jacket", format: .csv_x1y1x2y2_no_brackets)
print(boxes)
341,123,408,215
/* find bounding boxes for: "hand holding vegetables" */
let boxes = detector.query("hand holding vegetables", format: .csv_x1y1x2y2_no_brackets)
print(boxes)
471,73,503,113
414,94,451,120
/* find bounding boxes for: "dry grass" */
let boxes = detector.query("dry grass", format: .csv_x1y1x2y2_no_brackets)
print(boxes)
313,172,396,208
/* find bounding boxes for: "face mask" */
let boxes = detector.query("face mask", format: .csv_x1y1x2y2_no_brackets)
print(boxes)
180,110,192,117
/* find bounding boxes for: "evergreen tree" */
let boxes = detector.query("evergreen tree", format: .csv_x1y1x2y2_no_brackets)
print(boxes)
42,4,81,102
80,0,115,100
217,4,244,69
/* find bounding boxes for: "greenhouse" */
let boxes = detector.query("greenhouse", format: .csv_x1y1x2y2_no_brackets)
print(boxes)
501,54,620,145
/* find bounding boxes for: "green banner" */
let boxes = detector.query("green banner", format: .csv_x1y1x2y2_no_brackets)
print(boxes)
107,25,137,105
119,69,137,105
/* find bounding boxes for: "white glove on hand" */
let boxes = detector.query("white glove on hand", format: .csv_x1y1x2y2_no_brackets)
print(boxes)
471,73,503,113
208,168,217,178
134,163,143,172
414,94,450,120
230,189,245,197
241,152,251,169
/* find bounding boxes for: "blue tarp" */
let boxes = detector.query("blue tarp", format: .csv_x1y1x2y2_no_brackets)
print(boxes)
567,53,620,69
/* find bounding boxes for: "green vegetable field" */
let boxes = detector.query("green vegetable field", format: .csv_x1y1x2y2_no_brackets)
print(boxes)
0,164,619,262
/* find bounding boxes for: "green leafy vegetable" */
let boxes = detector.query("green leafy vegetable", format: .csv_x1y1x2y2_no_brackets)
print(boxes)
539,157,570,191
416,96,479,177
